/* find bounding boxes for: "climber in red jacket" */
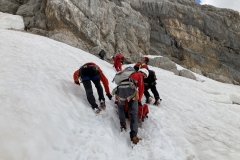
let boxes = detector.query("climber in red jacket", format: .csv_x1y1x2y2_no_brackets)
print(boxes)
73,62,112,114
113,53,124,72
117,68,149,144
142,56,149,65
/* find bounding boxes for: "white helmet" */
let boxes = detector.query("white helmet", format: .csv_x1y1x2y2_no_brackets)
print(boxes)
139,68,149,78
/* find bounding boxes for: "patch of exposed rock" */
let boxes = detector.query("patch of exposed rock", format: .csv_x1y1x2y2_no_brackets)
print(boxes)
179,69,196,80
149,57,179,75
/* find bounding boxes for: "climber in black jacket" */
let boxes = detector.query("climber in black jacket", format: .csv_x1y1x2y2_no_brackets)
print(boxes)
144,69,162,106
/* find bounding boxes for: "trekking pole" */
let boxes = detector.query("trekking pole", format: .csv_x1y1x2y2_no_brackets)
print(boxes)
141,105,143,121
112,75,116,83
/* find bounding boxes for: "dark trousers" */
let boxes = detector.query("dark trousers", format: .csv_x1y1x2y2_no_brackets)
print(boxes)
99,56,104,60
118,99,138,138
82,79,105,109
144,85,160,100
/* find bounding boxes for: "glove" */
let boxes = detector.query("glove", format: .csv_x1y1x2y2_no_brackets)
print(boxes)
75,81,80,85
138,101,143,106
106,93,112,100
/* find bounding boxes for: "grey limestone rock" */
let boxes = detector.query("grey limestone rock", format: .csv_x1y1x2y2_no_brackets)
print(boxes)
179,69,197,80
149,57,179,75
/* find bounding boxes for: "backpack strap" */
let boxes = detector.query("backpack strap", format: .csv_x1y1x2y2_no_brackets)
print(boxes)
118,78,136,87
117,79,137,102
117,89,137,102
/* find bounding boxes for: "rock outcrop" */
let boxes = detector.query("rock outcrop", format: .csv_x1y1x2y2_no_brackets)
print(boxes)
149,57,179,75
1,0,240,84
179,69,197,80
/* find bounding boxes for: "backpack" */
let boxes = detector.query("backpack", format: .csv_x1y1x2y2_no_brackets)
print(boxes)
124,102,149,122
115,53,124,62
112,66,135,85
112,67,137,103
115,53,124,58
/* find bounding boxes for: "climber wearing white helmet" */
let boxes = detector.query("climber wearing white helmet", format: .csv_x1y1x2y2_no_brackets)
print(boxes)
138,68,149,79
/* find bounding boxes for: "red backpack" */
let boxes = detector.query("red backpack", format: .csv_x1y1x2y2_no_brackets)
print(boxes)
115,53,124,59
115,53,124,62
124,102,149,122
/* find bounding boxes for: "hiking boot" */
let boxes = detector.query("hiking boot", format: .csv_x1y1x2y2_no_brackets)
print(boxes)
153,98,162,106
145,97,152,104
100,100,106,109
131,136,142,144
141,114,148,122
93,107,101,114
120,125,127,132
145,114,148,119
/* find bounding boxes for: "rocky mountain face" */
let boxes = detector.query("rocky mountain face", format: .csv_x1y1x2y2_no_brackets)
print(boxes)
1,0,240,84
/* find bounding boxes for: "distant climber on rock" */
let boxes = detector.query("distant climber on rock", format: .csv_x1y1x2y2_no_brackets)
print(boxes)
142,56,149,65
98,48,106,60
112,53,124,72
